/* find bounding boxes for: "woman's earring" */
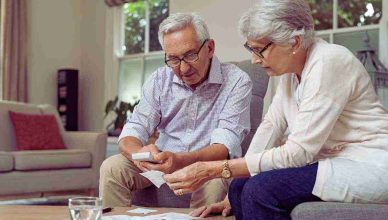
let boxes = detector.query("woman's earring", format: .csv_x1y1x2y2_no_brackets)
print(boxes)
292,51,296,55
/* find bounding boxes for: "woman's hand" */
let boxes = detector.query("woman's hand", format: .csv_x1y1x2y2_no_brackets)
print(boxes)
163,161,213,195
189,198,232,218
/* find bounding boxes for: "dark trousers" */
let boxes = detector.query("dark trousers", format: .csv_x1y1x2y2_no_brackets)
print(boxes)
228,163,322,220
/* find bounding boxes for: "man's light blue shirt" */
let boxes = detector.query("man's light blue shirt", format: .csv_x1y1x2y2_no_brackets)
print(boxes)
119,56,252,158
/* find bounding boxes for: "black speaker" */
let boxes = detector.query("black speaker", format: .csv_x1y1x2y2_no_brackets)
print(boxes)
57,69,78,131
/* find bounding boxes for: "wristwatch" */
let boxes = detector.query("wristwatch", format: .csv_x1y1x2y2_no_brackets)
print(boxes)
221,160,232,179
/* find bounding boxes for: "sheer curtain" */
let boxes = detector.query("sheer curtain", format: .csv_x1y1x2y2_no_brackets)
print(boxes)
0,0,28,102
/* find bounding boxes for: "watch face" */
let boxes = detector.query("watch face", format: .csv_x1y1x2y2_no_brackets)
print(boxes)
222,169,231,179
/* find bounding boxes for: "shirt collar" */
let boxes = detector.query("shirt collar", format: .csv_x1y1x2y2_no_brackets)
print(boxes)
172,55,223,87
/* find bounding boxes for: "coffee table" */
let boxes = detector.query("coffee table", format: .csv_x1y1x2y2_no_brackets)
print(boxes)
0,205,235,219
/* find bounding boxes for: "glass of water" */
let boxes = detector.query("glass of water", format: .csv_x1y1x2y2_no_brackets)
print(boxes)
68,197,103,220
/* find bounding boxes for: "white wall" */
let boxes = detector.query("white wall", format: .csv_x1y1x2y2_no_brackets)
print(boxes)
28,0,81,105
79,0,106,131
27,0,106,131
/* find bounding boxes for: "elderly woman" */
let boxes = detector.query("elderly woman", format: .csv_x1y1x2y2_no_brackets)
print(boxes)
164,0,388,219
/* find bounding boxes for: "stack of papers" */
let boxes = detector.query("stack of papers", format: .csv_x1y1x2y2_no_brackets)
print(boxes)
102,212,198,220
102,208,199,220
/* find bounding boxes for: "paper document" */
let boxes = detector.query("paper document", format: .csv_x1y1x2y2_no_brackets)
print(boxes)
148,212,200,219
102,212,199,220
140,170,166,188
127,208,157,214
102,215,132,220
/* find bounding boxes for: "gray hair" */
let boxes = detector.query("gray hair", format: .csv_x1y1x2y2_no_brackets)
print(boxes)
158,12,210,49
239,0,315,49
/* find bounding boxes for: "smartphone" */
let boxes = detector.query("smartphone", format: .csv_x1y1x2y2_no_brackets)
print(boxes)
131,152,159,163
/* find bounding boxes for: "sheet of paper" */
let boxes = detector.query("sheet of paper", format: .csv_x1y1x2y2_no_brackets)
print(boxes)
140,170,166,188
102,212,199,220
127,208,157,214
148,212,200,219
102,215,134,220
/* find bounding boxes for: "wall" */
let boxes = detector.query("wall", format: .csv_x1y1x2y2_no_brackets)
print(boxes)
79,0,106,131
28,0,81,106
27,0,106,131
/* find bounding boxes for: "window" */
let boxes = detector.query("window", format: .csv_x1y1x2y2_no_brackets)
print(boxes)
117,0,169,104
308,0,382,54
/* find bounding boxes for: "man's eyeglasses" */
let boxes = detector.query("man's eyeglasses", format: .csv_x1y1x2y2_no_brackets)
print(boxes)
165,39,208,68
244,41,273,59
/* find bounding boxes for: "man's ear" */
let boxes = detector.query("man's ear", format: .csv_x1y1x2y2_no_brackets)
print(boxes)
207,39,215,58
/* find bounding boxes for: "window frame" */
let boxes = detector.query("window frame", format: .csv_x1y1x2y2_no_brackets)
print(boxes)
114,1,167,103
314,0,381,41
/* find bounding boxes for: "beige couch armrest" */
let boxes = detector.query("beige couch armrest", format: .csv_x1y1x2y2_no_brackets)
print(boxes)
62,131,107,188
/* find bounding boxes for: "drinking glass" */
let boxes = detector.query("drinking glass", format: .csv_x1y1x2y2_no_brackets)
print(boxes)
68,197,102,220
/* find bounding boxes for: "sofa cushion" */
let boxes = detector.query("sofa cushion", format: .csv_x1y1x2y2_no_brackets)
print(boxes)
291,202,388,220
0,152,13,172
9,111,66,151
0,101,44,152
12,149,91,171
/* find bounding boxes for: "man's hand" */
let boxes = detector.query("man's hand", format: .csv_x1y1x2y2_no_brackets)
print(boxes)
163,161,214,195
140,151,182,174
189,198,231,218
131,144,160,172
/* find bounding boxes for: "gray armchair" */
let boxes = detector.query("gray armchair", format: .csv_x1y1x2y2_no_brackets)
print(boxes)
131,60,269,208
291,202,388,220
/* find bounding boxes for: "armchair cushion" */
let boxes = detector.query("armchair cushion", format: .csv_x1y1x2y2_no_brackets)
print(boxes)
12,149,91,171
0,152,13,172
291,202,388,220
9,111,65,151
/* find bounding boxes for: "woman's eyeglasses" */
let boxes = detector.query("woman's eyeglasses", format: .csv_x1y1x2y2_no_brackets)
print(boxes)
244,41,273,59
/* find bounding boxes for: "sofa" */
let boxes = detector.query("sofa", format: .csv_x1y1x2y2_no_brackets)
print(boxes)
131,59,270,207
0,101,107,196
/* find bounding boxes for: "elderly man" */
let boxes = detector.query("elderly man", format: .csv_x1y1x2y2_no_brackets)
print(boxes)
99,12,252,208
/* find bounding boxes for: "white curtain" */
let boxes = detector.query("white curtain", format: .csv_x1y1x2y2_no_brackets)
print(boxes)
0,0,28,102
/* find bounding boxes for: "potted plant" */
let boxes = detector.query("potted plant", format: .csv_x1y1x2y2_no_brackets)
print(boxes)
104,96,139,136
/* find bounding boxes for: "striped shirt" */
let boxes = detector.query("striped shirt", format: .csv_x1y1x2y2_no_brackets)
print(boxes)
119,56,252,158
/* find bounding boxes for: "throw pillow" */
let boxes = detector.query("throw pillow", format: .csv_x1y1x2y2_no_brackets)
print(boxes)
9,111,66,150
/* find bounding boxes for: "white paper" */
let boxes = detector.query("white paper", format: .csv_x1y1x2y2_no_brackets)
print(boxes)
102,212,199,220
147,212,200,219
127,208,157,214
102,215,133,220
140,170,166,188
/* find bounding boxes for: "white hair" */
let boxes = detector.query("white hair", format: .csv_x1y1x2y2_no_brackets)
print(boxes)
158,12,210,49
239,0,315,49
